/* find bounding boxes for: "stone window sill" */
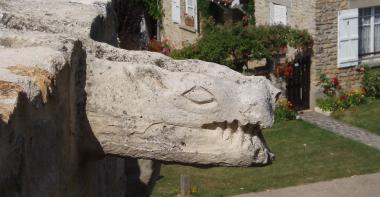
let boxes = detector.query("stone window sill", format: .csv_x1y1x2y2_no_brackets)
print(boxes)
179,24,197,33
360,55,380,68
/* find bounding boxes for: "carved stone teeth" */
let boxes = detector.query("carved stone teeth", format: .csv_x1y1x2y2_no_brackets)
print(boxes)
217,126,224,139
243,133,252,149
223,127,233,141
232,127,244,146
214,121,257,143
239,127,245,146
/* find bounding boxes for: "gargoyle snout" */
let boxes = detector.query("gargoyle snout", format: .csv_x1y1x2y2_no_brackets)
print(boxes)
267,81,282,104
272,86,282,103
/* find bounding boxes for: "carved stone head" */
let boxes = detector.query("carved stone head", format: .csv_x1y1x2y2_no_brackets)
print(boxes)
86,57,280,167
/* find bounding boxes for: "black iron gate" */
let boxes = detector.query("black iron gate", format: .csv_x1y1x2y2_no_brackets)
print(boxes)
286,56,311,110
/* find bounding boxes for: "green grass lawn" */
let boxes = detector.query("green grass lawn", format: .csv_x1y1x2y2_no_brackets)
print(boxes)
333,100,380,135
152,120,380,197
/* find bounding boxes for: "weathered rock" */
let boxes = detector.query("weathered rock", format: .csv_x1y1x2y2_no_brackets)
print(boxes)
0,0,279,196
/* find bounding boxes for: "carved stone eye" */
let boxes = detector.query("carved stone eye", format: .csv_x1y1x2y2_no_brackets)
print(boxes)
182,86,215,104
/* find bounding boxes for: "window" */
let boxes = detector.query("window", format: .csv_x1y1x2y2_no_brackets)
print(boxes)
271,3,288,25
338,6,380,67
171,0,198,31
186,0,195,17
172,0,181,24
184,0,198,31
359,7,380,56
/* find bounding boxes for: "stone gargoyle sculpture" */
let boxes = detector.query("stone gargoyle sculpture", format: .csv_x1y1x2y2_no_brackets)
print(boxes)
0,0,280,196
88,54,279,167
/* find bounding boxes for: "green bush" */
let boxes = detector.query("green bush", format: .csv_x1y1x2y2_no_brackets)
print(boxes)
274,98,297,123
346,92,372,106
170,22,313,72
363,67,380,98
275,106,297,123
316,97,341,112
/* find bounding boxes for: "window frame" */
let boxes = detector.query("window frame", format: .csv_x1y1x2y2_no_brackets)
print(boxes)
359,6,380,57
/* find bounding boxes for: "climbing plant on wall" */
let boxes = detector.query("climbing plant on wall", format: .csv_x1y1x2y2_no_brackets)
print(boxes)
142,0,164,23
246,0,256,25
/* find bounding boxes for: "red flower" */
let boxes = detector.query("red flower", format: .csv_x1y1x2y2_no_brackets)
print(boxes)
284,65,294,79
332,77,339,87
339,94,348,101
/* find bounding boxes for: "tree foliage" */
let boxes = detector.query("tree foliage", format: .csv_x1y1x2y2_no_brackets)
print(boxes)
197,0,256,26
143,0,164,22
170,20,313,72
363,67,380,98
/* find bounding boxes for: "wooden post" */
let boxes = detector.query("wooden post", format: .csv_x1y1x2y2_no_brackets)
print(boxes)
180,174,191,196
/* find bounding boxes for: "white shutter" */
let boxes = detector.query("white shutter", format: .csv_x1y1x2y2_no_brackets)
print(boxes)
186,0,195,16
172,0,181,24
338,8,359,67
273,4,287,25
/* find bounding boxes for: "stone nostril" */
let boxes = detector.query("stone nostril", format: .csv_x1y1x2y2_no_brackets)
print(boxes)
274,91,281,102
269,83,282,103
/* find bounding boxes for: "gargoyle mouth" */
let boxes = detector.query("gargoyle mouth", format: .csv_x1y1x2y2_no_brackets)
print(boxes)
201,120,263,146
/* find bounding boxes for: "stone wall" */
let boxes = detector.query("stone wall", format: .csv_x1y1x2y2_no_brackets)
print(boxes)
312,0,364,107
0,41,160,197
161,0,372,108
161,0,200,49
255,0,316,35
0,1,162,196
255,0,367,108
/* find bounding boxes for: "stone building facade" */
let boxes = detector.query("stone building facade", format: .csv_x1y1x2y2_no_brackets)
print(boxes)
255,0,316,35
255,0,380,108
161,0,380,108
312,0,380,107
160,0,200,49
160,0,242,49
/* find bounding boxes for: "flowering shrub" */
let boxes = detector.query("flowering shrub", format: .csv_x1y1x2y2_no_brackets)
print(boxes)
317,73,341,97
343,90,370,106
275,62,295,80
316,73,373,112
149,37,174,55
275,98,297,123
362,66,380,98
283,64,294,79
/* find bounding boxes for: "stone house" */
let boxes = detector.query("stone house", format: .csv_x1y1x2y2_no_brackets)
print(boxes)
160,0,200,49
255,0,380,108
160,0,243,48
160,0,380,109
